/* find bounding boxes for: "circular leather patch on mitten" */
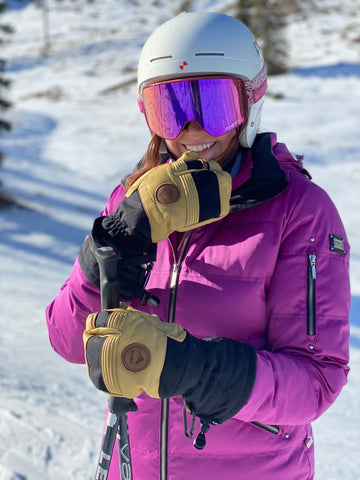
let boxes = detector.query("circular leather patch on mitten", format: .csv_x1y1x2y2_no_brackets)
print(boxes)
122,343,151,372
155,183,180,205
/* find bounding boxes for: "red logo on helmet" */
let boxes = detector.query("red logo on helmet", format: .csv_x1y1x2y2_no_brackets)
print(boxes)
179,61,188,70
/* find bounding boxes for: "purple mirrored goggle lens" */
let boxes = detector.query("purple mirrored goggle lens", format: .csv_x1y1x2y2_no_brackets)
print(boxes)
139,77,249,140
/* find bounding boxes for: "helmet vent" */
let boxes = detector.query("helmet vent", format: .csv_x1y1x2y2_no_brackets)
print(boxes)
150,55,173,63
195,52,225,56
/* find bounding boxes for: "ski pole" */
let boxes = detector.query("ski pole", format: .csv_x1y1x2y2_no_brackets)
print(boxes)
94,246,137,480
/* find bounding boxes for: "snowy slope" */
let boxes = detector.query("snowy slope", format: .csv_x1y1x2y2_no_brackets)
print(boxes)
0,1,359,479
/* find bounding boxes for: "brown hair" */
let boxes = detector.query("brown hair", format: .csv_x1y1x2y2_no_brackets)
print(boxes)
124,134,163,191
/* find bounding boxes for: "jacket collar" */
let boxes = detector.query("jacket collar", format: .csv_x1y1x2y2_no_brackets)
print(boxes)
230,133,289,212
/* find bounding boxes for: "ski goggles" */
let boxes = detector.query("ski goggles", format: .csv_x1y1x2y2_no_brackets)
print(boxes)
138,67,267,140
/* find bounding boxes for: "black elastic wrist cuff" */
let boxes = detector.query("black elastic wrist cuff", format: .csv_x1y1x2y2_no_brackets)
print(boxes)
182,338,257,425
159,334,205,398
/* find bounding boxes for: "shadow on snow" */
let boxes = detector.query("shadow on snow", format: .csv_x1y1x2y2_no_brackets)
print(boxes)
291,62,360,78
0,111,105,264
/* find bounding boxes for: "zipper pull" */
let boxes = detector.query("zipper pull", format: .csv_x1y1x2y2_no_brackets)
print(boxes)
170,263,180,289
193,422,210,450
309,254,317,279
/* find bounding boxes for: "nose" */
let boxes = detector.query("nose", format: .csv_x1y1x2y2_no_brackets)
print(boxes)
182,121,205,133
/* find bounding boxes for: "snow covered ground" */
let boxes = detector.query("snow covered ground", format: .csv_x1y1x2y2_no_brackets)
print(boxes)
0,0,359,478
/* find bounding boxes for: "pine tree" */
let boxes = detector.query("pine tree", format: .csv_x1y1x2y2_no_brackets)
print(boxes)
235,0,254,27
0,1,12,135
235,0,288,75
0,0,13,193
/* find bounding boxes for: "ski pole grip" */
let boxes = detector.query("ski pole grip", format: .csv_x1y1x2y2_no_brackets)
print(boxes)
95,246,122,310
95,246,138,414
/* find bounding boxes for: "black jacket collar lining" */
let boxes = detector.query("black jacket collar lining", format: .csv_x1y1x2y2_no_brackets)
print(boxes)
230,133,288,212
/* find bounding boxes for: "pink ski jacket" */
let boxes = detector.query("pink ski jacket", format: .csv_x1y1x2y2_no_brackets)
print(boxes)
46,133,350,480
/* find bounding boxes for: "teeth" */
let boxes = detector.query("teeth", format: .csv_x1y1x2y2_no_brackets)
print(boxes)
185,142,214,152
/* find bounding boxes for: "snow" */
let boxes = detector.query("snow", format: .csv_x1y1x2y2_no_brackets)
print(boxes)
0,0,359,478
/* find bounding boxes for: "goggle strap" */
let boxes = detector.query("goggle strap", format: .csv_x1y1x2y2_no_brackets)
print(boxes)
244,64,267,105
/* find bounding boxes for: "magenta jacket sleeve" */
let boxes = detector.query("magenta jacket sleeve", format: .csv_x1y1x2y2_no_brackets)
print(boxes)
45,184,126,364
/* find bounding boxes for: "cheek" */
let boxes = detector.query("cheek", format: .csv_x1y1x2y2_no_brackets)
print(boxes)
221,130,238,146
214,131,240,165
165,140,182,158
165,140,176,151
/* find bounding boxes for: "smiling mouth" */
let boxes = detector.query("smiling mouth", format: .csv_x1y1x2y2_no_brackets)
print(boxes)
185,142,215,152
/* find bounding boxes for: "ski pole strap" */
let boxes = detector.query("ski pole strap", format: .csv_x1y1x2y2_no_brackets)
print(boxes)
183,406,196,439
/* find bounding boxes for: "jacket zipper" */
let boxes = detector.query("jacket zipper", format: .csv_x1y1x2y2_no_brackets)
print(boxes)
307,253,317,336
246,255,317,439
160,232,193,480
251,421,279,435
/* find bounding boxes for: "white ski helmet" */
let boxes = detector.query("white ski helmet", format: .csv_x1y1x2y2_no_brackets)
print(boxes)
137,12,267,148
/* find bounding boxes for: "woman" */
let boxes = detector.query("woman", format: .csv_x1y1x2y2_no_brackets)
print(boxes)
46,12,350,480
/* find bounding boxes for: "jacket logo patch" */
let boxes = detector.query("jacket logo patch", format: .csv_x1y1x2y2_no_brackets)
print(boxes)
329,234,345,254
